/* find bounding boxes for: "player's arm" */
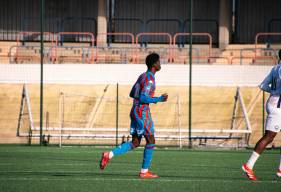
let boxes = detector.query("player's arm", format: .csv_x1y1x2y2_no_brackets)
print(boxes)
259,68,273,93
139,92,167,103
139,77,167,104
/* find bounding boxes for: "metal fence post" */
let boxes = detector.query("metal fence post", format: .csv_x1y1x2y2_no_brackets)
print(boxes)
116,83,119,147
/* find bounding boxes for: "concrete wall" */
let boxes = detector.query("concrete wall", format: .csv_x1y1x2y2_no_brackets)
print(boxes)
0,64,271,86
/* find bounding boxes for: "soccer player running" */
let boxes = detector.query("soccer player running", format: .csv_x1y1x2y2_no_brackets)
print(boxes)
99,53,168,178
242,49,281,181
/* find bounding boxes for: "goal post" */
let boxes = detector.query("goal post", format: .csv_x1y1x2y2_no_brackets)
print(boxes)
17,84,34,145
16,84,258,148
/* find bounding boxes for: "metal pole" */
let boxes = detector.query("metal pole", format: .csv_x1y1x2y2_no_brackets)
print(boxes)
262,91,265,134
177,94,182,149
116,83,119,147
59,92,64,148
39,0,45,145
188,0,193,148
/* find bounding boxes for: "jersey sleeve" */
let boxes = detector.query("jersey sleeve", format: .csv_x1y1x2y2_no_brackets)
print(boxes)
259,68,273,93
139,75,162,103
270,66,281,95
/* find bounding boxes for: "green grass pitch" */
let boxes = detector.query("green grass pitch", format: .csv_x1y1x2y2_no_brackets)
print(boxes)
0,145,280,192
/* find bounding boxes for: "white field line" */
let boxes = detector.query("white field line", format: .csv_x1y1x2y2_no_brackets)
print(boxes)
0,177,279,183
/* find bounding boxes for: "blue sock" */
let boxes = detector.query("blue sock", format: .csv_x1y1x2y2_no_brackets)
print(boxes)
142,144,155,169
112,141,133,157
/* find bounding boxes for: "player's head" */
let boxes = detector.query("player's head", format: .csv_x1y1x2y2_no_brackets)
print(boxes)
145,53,161,71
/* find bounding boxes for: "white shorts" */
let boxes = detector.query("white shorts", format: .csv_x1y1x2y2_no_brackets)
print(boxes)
265,96,281,133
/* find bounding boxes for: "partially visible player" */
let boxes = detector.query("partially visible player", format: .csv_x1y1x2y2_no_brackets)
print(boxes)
242,49,281,181
99,53,168,178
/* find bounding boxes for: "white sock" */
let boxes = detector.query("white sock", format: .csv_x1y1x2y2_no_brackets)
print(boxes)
279,155,281,170
141,168,148,173
246,151,260,169
109,151,114,159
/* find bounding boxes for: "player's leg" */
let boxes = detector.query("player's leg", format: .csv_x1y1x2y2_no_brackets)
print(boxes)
254,130,277,154
249,130,277,169
242,130,277,181
100,109,143,170
277,155,281,177
139,116,158,178
242,102,281,181
100,134,142,170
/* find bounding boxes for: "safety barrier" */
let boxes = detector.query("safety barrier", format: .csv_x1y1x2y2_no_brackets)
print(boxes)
91,47,138,64
173,33,212,58
95,33,135,63
50,46,91,64
96,32,135,45
16,31,56,46
9,45,51,64
231,46,278,65
9,31,281,65
135,33,173,63
145,19,183,43
136,32,172,47
231,56,277,65
171,47,200,64
255,32,281,59
267,18,281,32
56,32,95,46
182,19,219,44
108,18,145,39
59,17,97,35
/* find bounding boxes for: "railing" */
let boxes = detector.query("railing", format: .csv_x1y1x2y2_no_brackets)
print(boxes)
183,19,219,44
57,32,95,46
96,32,135,46
9,45,51,64
16,31,56,46
145,19,183,43
173,33,212,59
135,33,173,63
136,32,172,47
59,17,97,35
267,18,281,32
228,48,277,65
95,33,135,63
207,56,230,64
171,47,200,64
108,18,145,36
108,18,218,45
255,32,281,59
146,18,182,28
50,46,91,64
10,31,281,65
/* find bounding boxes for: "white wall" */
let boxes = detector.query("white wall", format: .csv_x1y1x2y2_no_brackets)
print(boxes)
0,64,272,86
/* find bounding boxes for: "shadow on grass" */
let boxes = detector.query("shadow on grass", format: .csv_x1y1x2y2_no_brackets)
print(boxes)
2,170,277,182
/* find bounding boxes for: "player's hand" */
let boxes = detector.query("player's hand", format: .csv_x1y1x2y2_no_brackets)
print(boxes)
160,93,168,102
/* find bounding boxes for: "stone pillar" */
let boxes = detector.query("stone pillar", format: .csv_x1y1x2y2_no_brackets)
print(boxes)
97,0,107,45
219,0,231,49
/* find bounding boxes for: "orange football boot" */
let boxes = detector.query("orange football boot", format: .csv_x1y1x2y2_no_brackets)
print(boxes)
100,152,110,170
242,164,257,181
139,170,159,179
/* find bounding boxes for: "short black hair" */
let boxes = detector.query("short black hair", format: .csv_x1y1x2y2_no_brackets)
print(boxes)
145,53,160,69
279,49,281,60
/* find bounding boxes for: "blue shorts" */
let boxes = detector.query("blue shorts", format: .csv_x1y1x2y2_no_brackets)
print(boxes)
130,105,154,136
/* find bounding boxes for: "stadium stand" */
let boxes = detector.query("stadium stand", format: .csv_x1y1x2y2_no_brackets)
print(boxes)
1,30,280,65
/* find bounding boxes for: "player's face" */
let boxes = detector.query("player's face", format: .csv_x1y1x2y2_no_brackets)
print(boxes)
154,60,161,71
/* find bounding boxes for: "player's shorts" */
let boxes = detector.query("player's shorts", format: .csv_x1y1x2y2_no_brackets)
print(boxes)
265,95,281,133
130,105,155,136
